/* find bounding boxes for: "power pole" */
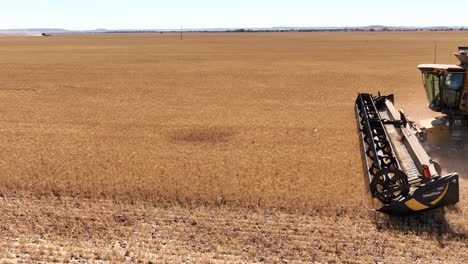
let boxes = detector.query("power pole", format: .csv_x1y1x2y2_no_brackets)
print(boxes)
180,25,183,40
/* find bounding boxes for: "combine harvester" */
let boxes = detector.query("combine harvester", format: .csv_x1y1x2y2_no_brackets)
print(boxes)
354,47,468,215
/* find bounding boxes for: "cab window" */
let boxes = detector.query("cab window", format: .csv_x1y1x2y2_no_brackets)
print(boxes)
423,73,441,111
443,73,465,108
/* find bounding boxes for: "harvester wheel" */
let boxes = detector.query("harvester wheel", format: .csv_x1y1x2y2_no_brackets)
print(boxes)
370,169,409,204
433,161,442,175
447,148,458,158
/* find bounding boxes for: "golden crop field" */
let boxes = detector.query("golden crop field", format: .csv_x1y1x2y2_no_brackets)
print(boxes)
0,32,467,263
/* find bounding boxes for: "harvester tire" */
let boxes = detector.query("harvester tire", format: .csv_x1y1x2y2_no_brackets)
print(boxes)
433,161,442,175
447,148,458,158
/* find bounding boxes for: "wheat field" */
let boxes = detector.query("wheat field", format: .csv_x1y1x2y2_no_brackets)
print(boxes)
0,32,467,263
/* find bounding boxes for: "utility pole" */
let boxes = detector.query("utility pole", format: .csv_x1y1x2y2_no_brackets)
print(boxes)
180,25,183,40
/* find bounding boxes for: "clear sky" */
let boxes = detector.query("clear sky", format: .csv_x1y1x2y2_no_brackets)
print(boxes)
0,0,464,30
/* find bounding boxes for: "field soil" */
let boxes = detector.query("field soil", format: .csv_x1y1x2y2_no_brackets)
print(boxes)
0,32,467,263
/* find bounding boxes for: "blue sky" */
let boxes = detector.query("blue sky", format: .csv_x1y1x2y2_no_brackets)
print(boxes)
0,0,464,30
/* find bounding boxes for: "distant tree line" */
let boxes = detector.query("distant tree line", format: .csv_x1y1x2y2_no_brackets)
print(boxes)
101,27,468,34
225,27,468,33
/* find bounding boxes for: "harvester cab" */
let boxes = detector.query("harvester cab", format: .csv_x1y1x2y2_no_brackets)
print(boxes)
419,65,465,112
354,47,465,215
417,47,468,156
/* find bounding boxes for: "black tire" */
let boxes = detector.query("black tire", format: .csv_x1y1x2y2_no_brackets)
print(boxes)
447,148,458,158
432,161,442,175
